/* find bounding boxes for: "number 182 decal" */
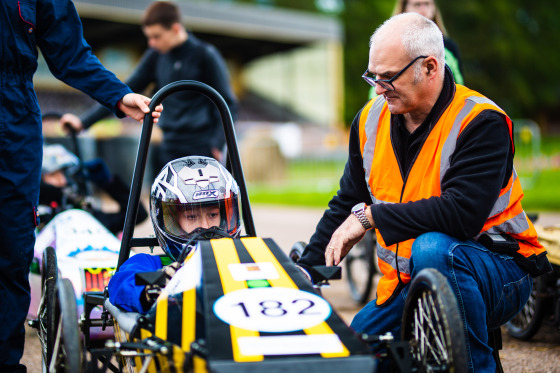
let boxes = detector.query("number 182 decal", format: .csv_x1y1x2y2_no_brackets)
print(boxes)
213,287,332,332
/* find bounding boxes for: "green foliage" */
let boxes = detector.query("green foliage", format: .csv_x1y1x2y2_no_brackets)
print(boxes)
340,0,560,127
438,1,560,119
340,1,394,124
233,0,560,128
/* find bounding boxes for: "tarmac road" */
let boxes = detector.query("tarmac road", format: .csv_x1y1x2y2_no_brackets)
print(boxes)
21,206,560,372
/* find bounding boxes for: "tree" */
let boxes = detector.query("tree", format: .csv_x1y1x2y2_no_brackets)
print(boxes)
440,0,560,129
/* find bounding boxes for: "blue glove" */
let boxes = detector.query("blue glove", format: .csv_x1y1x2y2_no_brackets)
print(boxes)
83,158,112,186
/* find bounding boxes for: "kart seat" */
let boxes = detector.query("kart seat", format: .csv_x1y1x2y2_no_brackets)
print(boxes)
104,299,140,334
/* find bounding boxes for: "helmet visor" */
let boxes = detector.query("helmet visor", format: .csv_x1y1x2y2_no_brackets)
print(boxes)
160,197,239,239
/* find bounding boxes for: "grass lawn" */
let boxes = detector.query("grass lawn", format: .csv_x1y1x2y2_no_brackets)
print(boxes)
247,133,560,211
519,169,560,211
247,159,344,208
516,134,560,211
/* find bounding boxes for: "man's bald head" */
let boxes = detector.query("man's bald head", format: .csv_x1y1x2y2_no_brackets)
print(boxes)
370,13,445,81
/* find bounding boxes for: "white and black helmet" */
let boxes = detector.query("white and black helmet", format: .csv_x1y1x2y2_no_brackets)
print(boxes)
42,144,79,174
150,156,241,260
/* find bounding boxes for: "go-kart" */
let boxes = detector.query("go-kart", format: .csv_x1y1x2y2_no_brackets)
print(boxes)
505,222,560,341
38,81,473,373
27,115,135,371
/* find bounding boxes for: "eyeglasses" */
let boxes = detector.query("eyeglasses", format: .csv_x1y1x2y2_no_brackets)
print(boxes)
362,55,428,91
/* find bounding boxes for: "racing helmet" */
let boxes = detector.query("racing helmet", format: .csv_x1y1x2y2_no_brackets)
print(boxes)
150,156,241,261
42,144,79,174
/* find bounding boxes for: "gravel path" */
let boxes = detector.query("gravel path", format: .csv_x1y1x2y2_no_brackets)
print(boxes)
21,207,560,372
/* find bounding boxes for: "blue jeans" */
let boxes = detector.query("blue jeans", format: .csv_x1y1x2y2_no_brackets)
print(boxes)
350,232,532,373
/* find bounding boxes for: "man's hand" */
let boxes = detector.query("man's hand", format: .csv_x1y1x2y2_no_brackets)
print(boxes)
325,214,368,266
60,113,83,134
118,93,163,123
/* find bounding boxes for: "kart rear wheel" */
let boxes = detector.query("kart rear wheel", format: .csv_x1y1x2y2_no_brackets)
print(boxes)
401,268,468,373
48,278,82,373
39,246,58,371
505,275,546,340
345,230,376,305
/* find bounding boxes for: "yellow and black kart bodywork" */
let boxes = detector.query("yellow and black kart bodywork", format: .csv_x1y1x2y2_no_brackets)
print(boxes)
109,237,375,372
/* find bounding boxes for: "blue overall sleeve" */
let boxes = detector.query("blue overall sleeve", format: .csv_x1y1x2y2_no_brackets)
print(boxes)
35,0,132,114
108,254,163,313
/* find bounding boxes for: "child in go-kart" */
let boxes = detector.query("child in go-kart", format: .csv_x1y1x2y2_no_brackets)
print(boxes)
40,144,148,234
108,156,241,313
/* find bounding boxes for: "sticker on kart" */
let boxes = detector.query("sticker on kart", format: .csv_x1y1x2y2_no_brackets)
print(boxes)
213,287,332,332
34,209,120,261
83,267,115,292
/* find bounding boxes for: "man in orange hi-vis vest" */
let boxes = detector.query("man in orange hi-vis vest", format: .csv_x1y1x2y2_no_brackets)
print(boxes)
297,13,551,372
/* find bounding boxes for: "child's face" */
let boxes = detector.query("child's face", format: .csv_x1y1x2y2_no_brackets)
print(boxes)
177,205,221,234
42,169,68,188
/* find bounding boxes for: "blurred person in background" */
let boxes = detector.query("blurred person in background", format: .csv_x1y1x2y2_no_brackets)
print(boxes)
369,0,463,99
62,0,238,172
39,144,148,235
0,1,161,370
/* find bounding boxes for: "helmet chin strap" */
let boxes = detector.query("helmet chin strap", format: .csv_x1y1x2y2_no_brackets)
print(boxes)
176,227,232,263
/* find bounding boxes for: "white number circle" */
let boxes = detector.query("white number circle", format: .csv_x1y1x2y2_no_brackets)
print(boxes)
213,287,332,332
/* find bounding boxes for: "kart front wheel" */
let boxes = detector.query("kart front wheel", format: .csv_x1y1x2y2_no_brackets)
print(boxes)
47,278,82,373
401,268,468,373
39,246,58,371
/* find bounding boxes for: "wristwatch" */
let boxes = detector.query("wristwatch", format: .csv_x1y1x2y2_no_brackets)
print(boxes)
352,202,373,230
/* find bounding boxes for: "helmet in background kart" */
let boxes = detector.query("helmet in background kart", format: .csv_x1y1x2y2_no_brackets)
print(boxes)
150,156,241,261
42,144,79,174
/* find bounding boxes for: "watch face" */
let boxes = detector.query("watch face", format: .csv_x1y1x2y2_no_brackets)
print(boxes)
353,202,365,213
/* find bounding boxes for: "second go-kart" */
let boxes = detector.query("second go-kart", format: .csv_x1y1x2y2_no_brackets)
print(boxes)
28,116,134,371
505,222,560,341
39,80,472,373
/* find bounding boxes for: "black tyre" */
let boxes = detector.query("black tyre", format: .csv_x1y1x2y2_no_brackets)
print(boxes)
345,230,376,305
505,275,546,340
48,278,82,373
39,246,58,371
289,241,306,263
401,268,468,373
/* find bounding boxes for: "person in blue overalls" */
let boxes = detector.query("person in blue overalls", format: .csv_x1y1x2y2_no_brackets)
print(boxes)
0,1,162,370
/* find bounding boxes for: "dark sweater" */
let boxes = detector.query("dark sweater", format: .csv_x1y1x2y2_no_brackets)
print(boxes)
299,67,513,269
80,34,237,151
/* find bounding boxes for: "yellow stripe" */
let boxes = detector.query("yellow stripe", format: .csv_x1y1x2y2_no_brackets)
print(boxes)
193,356,207,373
211,238,246,293
240,237,297,289
182,288,196,352
155,291,169,340
113,322,130,371
211,238,262,362
304,323,350,358
170,345,186,373
243,237,349,358
140,328,157,372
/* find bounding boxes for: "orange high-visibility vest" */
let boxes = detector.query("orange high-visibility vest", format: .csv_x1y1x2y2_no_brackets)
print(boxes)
359,85,549,306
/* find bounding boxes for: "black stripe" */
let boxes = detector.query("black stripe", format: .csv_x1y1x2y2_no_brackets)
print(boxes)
263,238,371,355
165,293,183,347
233,238,255,264
262,238,316,294
200,240,234,361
